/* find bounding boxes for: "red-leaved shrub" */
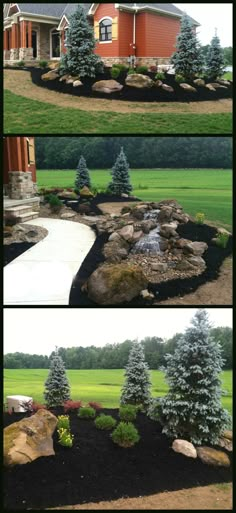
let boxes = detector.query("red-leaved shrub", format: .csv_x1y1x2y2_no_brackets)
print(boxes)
63,400,83,413
31,402,46,413
87,401,102,411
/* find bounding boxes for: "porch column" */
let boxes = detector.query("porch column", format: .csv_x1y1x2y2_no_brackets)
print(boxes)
61,29,65,53
4,30,8,50
11,23,17,48
28,21,32,48
20,20,27,48
5,137,35,199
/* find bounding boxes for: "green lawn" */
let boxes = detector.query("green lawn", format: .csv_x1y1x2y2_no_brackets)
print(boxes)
4,90,232,134
4,369,232,414
37,168,232,228
223,72,233,81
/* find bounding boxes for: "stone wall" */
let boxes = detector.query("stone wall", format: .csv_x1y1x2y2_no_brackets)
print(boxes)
39,24,52,60
101,56,171,67
8,172,35,200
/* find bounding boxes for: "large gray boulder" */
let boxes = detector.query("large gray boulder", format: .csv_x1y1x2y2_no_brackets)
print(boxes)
103,239,129,263
125,74,154,89
184,241,208,256
92,80,123,94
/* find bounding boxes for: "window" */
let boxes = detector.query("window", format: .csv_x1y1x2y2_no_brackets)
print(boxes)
99,18,112,42
51,29,60,58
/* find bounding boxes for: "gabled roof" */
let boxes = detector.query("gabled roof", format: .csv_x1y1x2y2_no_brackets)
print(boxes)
90,3,199,25
15,3,68,17
62,3,92,17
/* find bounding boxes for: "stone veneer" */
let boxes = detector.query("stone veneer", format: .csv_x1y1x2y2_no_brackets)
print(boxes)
101,56,171,67
8,171,35,200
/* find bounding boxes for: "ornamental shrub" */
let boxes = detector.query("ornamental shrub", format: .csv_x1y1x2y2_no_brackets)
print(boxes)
155,71,165,81
120,342,152,410
215,232,229,249
39,60,48,69
95,414,117,430
171,13,203,80
136,65,148,74
87,401,102,411
78,406,96,419
205,33,225,80
111,422,140,448
195,212,205,224
44,348,71,407
63,400,83,413
119,404,137,422
110,66,121,79
150,310,232,445
75,156,91,190
57,427,74,448
57,415,70,430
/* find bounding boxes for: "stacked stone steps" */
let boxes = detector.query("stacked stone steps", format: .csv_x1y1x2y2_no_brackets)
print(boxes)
4,205,39,224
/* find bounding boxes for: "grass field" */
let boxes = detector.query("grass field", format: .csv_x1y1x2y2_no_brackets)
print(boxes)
37,169,232,228
4,90,232,134
4,369,232,414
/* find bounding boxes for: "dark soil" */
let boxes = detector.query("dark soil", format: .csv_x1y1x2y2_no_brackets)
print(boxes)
69,221,232,306
4,408,232,510
28,67,232,103
60,193,139,216
4,242,35,266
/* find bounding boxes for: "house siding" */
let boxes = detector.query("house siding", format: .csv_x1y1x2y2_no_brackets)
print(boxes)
94,3,119,57
140,12,181,57
118,10,134,57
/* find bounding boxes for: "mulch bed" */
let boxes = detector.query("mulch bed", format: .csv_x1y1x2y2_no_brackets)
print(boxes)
69,221,232,306
7,66,232,103
4,408,232,510
4,242,35,267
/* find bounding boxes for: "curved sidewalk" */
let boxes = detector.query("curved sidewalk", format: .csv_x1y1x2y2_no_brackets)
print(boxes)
4,218,96,305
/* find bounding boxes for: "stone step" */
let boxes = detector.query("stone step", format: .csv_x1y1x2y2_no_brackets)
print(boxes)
5,205,33,216
16,212,39,223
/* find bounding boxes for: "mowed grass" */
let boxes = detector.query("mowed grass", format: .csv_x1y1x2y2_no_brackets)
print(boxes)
37,169,232,228
4,90,232,134
4,369,232,414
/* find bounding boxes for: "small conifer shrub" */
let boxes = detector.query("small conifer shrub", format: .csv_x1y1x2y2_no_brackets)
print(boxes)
111,422,140,448
109,147,132,196
120,342,152,410
75,156,91,190
44,348,71,407
78,406,96,419
119,404,137,422
95,414,117,430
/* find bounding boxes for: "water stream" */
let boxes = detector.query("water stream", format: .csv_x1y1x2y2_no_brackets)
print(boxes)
132,209,162,255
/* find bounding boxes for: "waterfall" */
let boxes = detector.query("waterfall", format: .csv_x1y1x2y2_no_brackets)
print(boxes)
132,210,161,255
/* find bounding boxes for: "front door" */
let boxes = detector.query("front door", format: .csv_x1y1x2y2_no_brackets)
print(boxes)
32,31,37,58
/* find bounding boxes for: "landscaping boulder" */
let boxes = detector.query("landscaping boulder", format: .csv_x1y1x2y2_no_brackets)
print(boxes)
151,263,168,272
130,230,143,243
41,71,59,81
103,239,129,263
158,206,173,224
108,232,123,242
4,409,57,467
172,439,197,459
125,74,154,89
193,78,205,87
172,212,189,223
184,241,208,256
161,84,174,93
205,84,216,91
73,80,83,87
140,289,155,300
59,74,70,82
159,223,178,239
209,83,227,89
197,447,230,467
155,80,163,87
223,430,233,440
48,62,60,70
87,263,148,305
92,80,123,94
79,186,94,198
159,239,169,252
141,219,157,234
179,83,197,93
60,212,76,219
187,256,206,268
118,224,134,242
175,260,196,272
217,79,231,86
217,436,233,452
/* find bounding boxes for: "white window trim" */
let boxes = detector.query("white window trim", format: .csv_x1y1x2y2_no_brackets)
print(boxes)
98,16,113,44
50,26,61,60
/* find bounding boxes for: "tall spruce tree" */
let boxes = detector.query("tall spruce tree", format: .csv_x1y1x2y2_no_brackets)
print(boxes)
206,32,225,80
171,13,203,79
109,147,132,195
75,156,91,190
59,5,103,78
149,310,231,445
120,342,152,409
44,348,71,407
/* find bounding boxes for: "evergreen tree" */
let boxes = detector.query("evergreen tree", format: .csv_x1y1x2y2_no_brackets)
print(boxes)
44,348,71,407
60,5,103,78
149,310,231,445
75,155,91,190
120,342,152,409
171,13,203,79
206,32,225,80
109,147,132,195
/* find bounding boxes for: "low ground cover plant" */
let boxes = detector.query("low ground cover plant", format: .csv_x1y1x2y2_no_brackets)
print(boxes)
111,421,140,448
57,415,70,430
215,232,229,248
95,414,116,430
119,404,137,422
57,427,74,448
39,60,48,69
78,406,96,419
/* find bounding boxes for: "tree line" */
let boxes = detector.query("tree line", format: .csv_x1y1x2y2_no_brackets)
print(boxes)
35,137,232,170
4,327,232,370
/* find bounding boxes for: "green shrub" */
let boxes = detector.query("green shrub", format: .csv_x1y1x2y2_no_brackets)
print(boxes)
136,65,148,74
18,61,25,67
128,69,136,75
195,212,205,225
111,66,121,79
95,414,117,430
114,63,128,72
111,422,140,448
119,404,137,422
155,72,165,81
57,427,74,448
215,232,229,249
47,194,63,210
57,415,70,430
78,406,96,419
39,60,48,69
175,74,185,83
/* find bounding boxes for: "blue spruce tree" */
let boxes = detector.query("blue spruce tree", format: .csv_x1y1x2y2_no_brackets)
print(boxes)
75,156,91,190
149,310,231,444
206,32,225,80
120,342,152,409
60,5,103,78
109,147,132,196
171,13,203,80
44,348,71,407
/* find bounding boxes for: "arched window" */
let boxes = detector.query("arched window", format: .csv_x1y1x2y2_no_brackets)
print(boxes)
99,18,112,42
50,28,60,58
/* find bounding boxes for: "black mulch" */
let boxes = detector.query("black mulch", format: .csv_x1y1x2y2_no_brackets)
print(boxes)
69,221,232,306
26,66,233,103
4,408,232,510
4,242,35,267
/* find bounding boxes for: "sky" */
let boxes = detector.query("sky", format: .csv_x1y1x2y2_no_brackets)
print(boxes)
175,3,233,47
4,308,232,355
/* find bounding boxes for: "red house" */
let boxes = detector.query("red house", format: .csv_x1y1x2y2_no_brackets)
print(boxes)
4,3,199,67
4,137,37,199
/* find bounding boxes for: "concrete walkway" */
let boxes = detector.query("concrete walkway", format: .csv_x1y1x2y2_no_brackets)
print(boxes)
4,218,96,305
